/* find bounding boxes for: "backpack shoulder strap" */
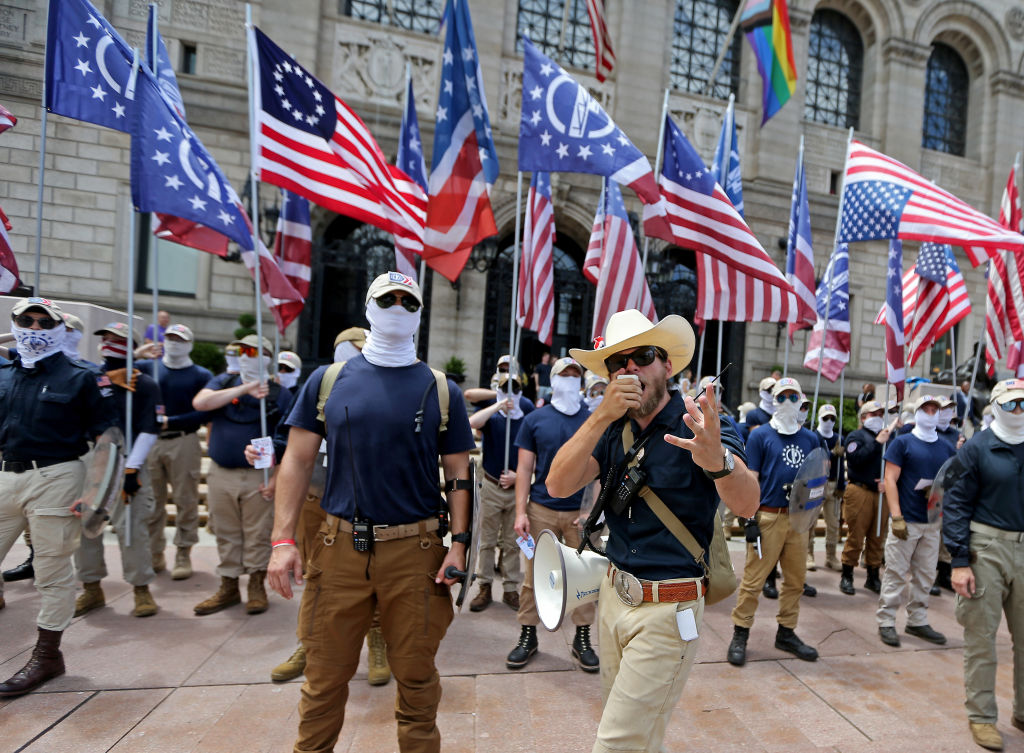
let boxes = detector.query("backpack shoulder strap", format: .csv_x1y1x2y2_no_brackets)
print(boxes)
429,367,449,431
316,361,346,426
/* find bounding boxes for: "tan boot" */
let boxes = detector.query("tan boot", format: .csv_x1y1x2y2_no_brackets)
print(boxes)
193,576,240,615
74,582,105,617
271,645,306,682
366,627,391,686
969,722,1004,751
171,547,193,581
132,585,159,617
152,550,166,574
825,544,841,571
469,582,492,612
246,571,268,614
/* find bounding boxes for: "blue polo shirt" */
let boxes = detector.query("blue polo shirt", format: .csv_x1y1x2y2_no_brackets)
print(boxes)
479,397,535,479
286,356,475,525
515,403,590,510
745,426,827,508
883,433,955,522
204,374,293,469
743,406,772,434
137,360,213,433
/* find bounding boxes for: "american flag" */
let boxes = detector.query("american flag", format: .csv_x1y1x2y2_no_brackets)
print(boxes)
787,154,816,338
585,180,656,341
268,190,312,333
986,163,1024,376
0,103,15,134
883,240,906,399
840,141,1024,264
249,27,426,267
517,172,555,345
0,206,20,294
395,75,428,280
656,116,795,325
585,0,615,82
803,243,849,381
421,0,498,282
710,97,743,216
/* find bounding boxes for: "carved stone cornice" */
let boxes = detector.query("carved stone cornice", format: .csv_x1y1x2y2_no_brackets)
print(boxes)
788,8,812,32
991,70,1024,98
882,37,930,68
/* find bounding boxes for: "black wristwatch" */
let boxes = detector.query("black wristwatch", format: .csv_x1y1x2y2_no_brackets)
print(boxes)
450,532,471,545
703,448,735,480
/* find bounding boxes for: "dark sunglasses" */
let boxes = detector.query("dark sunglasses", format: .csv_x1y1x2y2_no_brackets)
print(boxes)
776,394,801,404
821,416,836,422
13,314,58,329
238,345,261,358
999,400,1024,412
604,346,666,374
375,292,420,313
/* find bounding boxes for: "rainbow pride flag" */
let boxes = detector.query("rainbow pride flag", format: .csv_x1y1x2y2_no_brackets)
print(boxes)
740,0,797,125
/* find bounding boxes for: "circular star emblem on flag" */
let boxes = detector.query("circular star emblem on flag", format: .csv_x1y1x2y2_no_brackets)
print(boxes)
269,58,330,138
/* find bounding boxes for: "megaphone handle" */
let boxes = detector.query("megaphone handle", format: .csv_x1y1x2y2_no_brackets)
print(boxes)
444,565,468,581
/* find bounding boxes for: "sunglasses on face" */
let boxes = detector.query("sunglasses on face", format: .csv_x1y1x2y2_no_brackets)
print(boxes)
13,314,58,329
375,292,421,313
497,366,509,373
603,346,666,374
238,345,261,358
999,400,1024,412
822,416,836,422
776,393,801,403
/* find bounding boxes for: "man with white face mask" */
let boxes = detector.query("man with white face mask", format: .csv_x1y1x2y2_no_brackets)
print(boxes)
136,324,212,580
742,376,776,435
936,396,959,448
333,327,366,363
277,351,302,395
944,378,1024,752
811,404,845,571
584,372,607,411
876,395,954,649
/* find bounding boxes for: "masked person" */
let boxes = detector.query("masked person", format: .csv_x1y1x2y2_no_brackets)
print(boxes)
727,378,826,666
508,357,595,671
333,326,367,363
192,334,292,616
840,400,896,595
136,324,212,581
944,378,1024,752
812,404,845,571
0,298,116,697
277,351,302,395
545,310,758,753
931,394,960,594
584,372,608,411
742,376,776,435
937,396,959,448
224,343,241,375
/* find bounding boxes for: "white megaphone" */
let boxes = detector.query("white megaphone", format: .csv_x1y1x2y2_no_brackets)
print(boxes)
534,529,608,631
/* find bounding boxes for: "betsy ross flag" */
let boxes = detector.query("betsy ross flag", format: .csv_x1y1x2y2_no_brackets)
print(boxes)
422,0,498,282
517,172,555,345
395,75,428,281
786,152,816,337
584,180,656,341
883,240,906,399
803,243,850,381
0,207,21,294
0,103,15,134
249,27,426,265
268,190,313,332
986,163,1024,376
585,0,615,82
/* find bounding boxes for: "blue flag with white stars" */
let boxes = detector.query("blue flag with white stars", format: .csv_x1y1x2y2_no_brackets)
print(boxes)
45,0,136,132
130,65,252,251
397,76,428,193
838,179,912,244
816,243,850,321
146,4,186,118
915,242,956,285
711,102,743,216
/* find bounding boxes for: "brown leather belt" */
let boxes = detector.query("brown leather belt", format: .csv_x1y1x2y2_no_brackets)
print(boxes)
327,514,438,542
851,481,876,492
483,471,501,485
758,505,788,514
606,564,705,604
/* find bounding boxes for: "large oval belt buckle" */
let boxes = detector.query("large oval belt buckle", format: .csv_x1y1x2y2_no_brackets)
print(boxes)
614,570,644,607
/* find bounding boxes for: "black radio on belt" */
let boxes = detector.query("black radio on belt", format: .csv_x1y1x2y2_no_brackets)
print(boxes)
352,513,373,552
612,465,647,515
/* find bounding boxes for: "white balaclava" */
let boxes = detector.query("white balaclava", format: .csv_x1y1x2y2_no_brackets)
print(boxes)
278,371,299,390
759,389,775,415
496,385,525,420
239,353,271,383
12,322,65,367
912,409,939,442
937,406,954,431
162,339,193,369
550,374,582,415
983,412,994,430
361,302,420,367
334,340,363,363
770,396,801,435
816,413,835,438
992,403,1024,444
863,415,884,434
61,329,83,360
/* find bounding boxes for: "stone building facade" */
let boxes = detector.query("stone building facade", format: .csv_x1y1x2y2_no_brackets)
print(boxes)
2,0,1023,402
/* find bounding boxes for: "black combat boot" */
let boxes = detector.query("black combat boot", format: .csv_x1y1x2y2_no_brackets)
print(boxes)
572,625,599,673
775,626,818,662
2,549,34,582
839,564,855,595
864,566,882,594
506,625,538,669
727,625,749,666
762,568,779,599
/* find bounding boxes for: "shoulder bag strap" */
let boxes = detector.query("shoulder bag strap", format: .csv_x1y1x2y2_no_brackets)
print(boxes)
315,361,346,426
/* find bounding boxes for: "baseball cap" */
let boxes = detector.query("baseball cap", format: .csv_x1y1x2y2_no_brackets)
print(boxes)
62,313,84,332
819,403,837,419
365,271,423,306
938,394,956,408
12,297,63,321
990,378,1024,405
165,323,193,342
759,376,777,392
278,351,302,372
496,373,523,392
859,399,885,416
771,376,801,396
551,356,582,377
94,322,140,346
229,334,273,356
912,394,942,412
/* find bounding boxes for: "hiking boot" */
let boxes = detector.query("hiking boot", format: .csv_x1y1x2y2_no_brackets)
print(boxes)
864,566,882,594
0,628,64,697
502,590,520,610
775,626,818,661
727,625,749,666
2,550,34,582
905,624,946,645
930,582,942,596
572,625,599,673
132,585,158,618
171,547,193,581
469,582,492,612
152,550,166,574
806,553,817,571
839,564,855,596
802,582,817,597
825,545,841,571
271,645,306,682
878,626,900,647
246,571,268,614
194,576,240,615
763,570,779,599
74,582,105,617
506,625,538,669
366,627,390,686
969,722,1004,750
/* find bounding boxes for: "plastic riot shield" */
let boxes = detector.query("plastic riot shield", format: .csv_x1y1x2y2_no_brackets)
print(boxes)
79,427,125,538
925,455,965,524
447,458,482,611
788,446,830,533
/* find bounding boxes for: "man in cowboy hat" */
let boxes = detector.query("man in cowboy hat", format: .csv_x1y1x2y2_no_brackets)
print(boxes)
547,309,759,753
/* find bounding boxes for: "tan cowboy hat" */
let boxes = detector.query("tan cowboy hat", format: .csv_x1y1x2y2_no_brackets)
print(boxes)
569,310,695,379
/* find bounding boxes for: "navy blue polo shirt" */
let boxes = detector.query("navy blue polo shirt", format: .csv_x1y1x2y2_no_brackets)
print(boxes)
286,356,475,525
516,403,590,510
479,397,535,478
137,361,213,433
592,392,746,581
745,426,827,508
204,373,293,469
883,433,955,522
743,406,772,433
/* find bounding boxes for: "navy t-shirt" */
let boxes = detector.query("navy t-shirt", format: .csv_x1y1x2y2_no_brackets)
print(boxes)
534,362,552,388
137,360,213,433
745,426,827,508
286,356,475,525
479,397,535,478
204,374,293,469
515,403,590,510
883,433,955,522
743,406,772,434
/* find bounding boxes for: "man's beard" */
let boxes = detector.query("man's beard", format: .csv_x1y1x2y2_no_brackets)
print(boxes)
628,372,667,419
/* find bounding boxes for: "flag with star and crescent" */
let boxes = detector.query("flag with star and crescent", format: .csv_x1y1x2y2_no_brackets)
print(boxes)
45,0,136,132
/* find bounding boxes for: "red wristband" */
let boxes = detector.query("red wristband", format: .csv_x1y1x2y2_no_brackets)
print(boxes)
271,539,296,548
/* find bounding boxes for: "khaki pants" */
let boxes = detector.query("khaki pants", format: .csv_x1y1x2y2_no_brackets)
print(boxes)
732,510,806,630
593,573,703,753
147,432,202,553
206,462,273,577
475,476,521,592
876,519,939,628
0,460,85,630
296,519,453,753
956,526,1024,724
842,483,888,568
518,501,595,627
75,466,156,587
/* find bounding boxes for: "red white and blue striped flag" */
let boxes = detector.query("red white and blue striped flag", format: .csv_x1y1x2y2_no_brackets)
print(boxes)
585,0,615,82
883,240,906,399
786,153,816,338
517,172,555,345
268,190,312,332
803,243,849,381
0,103,16,134
0,206,20,294
986,163,1024,376
395,75,429,280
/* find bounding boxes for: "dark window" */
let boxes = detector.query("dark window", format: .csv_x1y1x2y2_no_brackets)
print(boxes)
135,213,199,298
922,43,969,156
181,43,197,75
804,10,863,128
341,0,442,34
515,0,595,72
670,0,741,100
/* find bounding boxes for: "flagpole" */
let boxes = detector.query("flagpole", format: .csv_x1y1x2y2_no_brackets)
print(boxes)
695,327,706,380
715,320,723,377
149,5,161,390
504,170,524,471
556,0,572,57
641,88,670,272
34,106,48,295
876,379,889,538
963,336,982,438
125,203,137,547
783,133,803,381
782,327,791,378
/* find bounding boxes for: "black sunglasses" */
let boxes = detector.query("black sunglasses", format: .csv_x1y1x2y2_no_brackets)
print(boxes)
375,292,421,313
604,346,666,374
13,313,58,329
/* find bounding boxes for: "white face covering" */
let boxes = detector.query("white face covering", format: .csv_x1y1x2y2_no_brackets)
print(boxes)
937,406,954,431
550,374,582,415
225,354,240,373
817,417,835,438
496,387,524,420
863,415,884,434
912,409,939,442
334,340,362,363
361,301,420,368
585,394,604,411
992,405,1024,444
983,413,994,430
239,354,270,383
759,389,775,415
61,329,83,359
162,339,193,369
769,399,801,435
279,371,299,390
12,323,65,367
798,408,809,425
